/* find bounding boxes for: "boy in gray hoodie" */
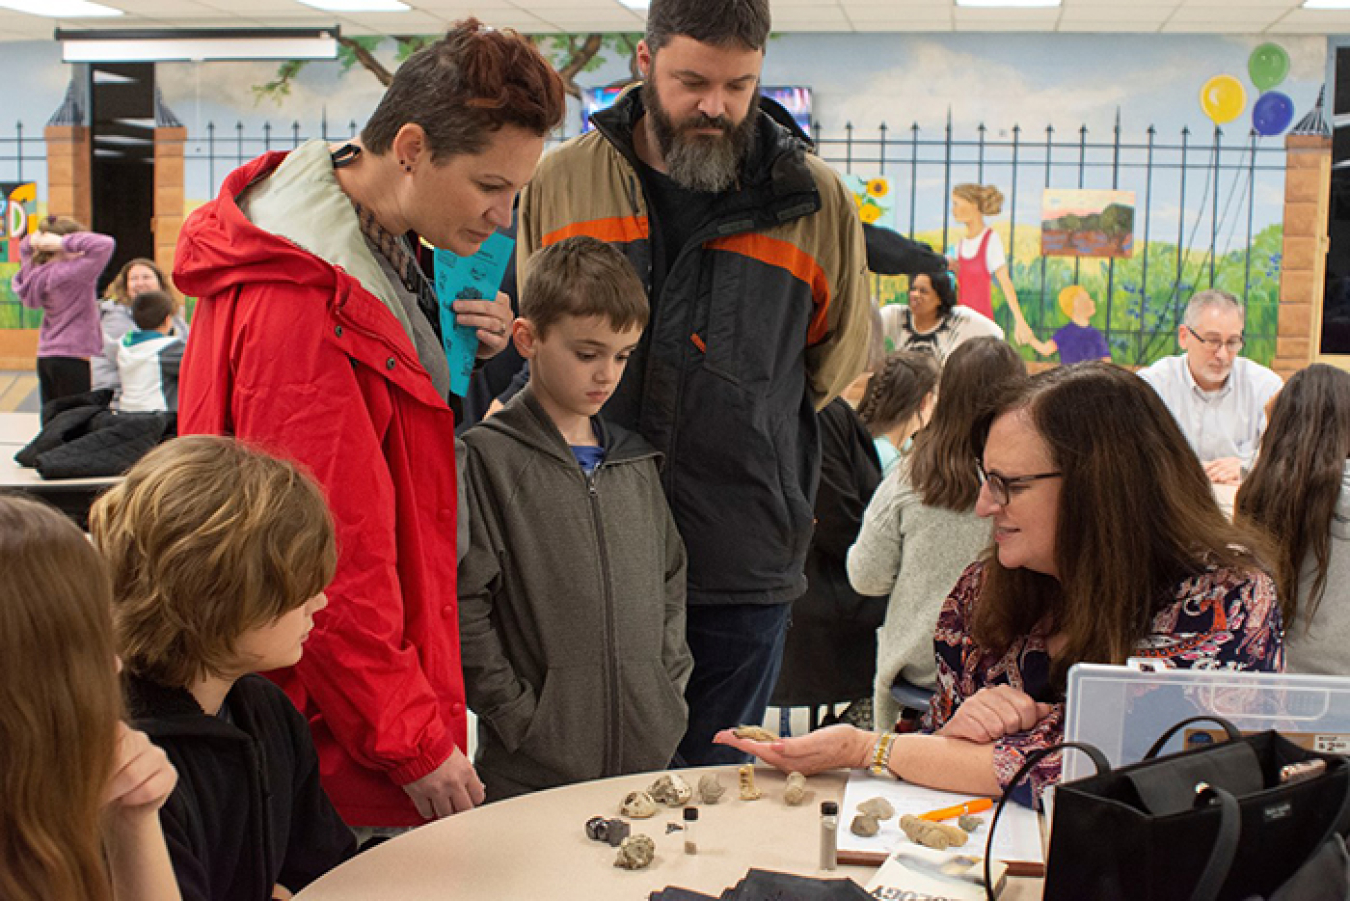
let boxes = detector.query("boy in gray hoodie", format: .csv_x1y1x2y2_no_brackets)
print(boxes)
457,236,692,801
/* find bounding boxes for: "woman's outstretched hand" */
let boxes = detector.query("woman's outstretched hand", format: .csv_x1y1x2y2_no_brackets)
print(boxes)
712,724,876,777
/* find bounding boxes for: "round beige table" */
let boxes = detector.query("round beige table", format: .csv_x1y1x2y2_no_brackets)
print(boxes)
296,766,1042,900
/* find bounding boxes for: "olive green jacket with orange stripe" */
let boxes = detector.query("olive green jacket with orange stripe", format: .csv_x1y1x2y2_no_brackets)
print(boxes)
518,89,872,606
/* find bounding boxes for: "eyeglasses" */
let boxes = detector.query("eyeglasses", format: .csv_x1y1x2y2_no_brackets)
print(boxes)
1184,326,1244,354
975,460,1062,506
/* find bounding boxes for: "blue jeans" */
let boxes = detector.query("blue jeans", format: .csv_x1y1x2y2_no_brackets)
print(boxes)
674,602,792,766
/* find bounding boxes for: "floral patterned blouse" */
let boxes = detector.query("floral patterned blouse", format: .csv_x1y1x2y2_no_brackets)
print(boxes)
921,561,1284,806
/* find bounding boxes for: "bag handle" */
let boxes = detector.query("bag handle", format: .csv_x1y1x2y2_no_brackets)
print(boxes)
1188,785,1242,901
1143,715,1242,760
984,741,1110,901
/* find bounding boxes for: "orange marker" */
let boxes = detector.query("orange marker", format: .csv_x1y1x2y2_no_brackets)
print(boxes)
917,797,993,822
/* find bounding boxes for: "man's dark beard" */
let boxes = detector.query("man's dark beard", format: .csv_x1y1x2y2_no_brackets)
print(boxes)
642,80,758,193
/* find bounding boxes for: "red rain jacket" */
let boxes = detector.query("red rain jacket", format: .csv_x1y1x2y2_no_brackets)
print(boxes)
175,150,466,827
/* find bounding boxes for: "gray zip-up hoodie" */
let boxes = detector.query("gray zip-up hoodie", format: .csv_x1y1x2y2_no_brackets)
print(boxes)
1286,460,1350,675
458,387,692,800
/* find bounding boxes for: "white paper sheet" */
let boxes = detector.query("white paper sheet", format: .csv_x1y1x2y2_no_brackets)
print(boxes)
839,771,1045,865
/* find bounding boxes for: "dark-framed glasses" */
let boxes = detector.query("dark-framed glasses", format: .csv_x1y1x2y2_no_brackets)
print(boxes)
975,460,1062,506
1183,325,1244,354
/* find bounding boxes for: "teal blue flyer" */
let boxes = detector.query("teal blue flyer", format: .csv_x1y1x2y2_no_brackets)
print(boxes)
433,231,515,397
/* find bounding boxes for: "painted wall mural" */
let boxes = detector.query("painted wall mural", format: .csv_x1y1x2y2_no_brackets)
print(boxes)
0,32,1329,368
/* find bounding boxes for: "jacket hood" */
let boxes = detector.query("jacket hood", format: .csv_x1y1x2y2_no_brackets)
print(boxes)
1334,461,1350,540
479,386,659,469
124,673,254,744
174,140,412,338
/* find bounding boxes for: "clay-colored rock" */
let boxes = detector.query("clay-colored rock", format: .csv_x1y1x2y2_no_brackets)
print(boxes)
958,814,984,833
613,834,655,870
738,764,763,800
783,772,807,806
620,790,657,819
900,814,969,850
733,724,778,742
698,773,726,805
648,773,693,807
850,813,880,837
857,797,895,821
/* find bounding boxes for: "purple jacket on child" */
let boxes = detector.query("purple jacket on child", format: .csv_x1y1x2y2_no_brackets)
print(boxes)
12,232,115,358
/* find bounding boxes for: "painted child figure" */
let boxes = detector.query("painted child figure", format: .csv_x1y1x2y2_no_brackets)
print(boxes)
458,235,693,801
1029,285,1112,366
90,437,357,901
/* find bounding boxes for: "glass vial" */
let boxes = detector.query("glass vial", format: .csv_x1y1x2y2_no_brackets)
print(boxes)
683,806,699,855
820,801,838,870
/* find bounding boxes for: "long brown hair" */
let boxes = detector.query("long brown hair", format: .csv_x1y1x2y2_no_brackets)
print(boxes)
857,350,940,438
973,363,1271,687
0,495,121,901
908,337,1025,510
1237,364,1350,629
30,215,85,266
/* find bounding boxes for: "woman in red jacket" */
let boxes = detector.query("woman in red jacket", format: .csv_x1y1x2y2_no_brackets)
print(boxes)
174,21,565,830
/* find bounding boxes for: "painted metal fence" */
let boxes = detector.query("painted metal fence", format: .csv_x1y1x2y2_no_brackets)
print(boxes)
0,114,1288,366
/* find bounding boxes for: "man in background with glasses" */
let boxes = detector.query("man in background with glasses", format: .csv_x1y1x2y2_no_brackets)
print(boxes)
1138,290,1282,485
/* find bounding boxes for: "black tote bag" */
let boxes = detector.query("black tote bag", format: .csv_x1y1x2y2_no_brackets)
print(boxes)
983,716,1350,901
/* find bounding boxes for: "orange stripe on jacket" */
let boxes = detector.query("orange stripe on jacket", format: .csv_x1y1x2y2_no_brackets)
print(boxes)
543,216,650,247
707,234,832,345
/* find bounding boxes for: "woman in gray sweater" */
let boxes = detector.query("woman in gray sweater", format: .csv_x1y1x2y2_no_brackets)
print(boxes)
847,337,1025,731
1237,364,1350,675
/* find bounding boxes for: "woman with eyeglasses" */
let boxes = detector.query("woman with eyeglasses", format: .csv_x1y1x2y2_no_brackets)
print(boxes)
718,363,1283,806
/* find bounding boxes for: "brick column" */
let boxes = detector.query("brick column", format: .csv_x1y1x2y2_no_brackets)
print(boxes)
43,124,91,225
153,126,187,278
1274,133,1332,378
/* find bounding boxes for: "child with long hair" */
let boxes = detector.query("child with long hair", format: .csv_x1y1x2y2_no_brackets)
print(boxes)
856,349,941,477
0,494,179,901
90,436,356,900
950,184,1032,345
12,215,116,416
1237,363,1350,674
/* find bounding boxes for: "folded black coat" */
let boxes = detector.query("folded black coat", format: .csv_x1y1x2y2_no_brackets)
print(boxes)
15,388,173,478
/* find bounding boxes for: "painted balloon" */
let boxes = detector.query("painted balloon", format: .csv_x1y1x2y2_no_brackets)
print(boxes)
1252,91,1295,136
1248,43,1291,92
1200,75,1246,126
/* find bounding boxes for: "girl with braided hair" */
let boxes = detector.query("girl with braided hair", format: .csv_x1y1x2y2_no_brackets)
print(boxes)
857,350,940,478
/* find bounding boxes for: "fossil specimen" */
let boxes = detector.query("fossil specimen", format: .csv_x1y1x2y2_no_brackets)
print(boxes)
857,797,895,821
620,790,657,819
900,814,969,851
850,813,880,837
958,814,984,833
738,764,763,800
648,773,693,807
783,772,807,806
698,772,726,804
613,834,656,870
733,724,778,742
585,816,630,846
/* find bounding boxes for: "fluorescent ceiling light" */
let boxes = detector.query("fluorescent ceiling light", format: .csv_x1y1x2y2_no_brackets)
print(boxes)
617,0,649,9
0,0,122,17
57,27,340,62
957,0,1060,7
1304,0,1350,8
295,0,409,10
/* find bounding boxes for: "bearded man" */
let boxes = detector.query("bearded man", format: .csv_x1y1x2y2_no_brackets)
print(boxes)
515,0,871,764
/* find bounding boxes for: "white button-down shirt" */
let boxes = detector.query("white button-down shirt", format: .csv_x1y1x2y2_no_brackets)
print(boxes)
1137,354,1283,466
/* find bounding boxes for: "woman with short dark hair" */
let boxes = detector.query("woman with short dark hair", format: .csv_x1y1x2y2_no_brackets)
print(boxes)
173,20,565,830
721,363,1283,805
879,270,1003,364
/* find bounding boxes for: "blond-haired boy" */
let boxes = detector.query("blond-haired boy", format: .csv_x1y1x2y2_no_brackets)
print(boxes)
91,435,355,901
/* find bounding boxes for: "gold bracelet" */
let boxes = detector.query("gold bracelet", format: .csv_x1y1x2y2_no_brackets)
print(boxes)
869,731,898,778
